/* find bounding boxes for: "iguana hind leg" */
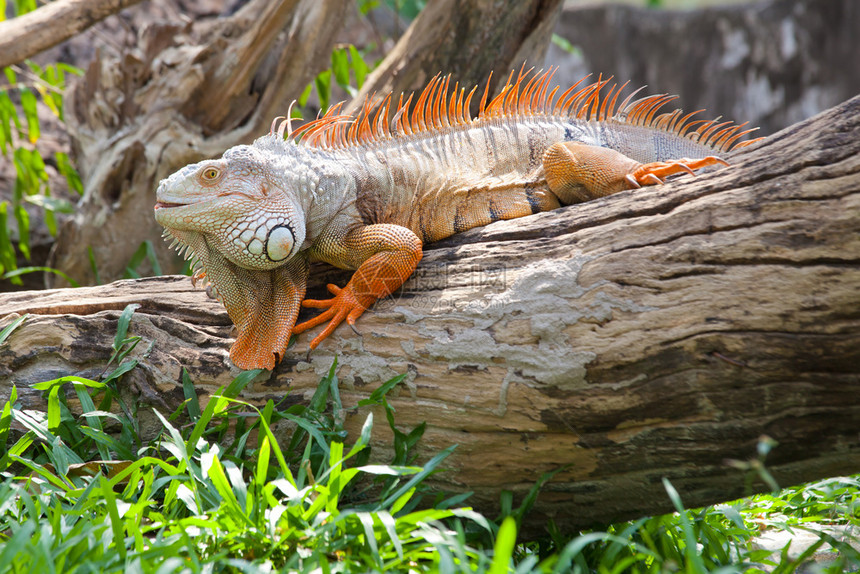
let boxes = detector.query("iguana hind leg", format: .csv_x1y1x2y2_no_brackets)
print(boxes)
293,223,422,349
543,141,727,203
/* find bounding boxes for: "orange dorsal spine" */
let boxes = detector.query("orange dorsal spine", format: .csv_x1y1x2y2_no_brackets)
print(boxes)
274,68,762,153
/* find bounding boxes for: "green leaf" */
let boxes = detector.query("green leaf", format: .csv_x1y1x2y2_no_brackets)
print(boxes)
2,266,80,287
33,375,105,390
102,359,139,384
72,380,112,460
356,512,381,565
101,473,128,560
182,369,202,421
0,384,17,454
349,45,370,89
255,433,272,488
47,384,62,430
87,246,101,284
0,202,18,279
0,313,27,345
0,93,11,153
551,33,580,56
183,370,258,457
24,193,75,213
113,303,140,353
145,240,163,275
78,426,134,461
207,454,252,526
379,444,456,509
490,516,517,574
358,373,407,406
331,47,350,90
124,241,162,278
357,0,380,16
258,410,296,488
19,88,39,142
0,431,33,472
13,203,29,259
3,66,16,86
56,151,83,195
310,359,336,412
14,0,38,16
663,478,708,574
224,369,262,399
314,70,332,114
297,83,313,109
0,521,36,572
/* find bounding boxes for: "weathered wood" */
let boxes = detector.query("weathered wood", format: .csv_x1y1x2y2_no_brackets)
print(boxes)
2,96,859,534
344,0,563,115
0,0,145,69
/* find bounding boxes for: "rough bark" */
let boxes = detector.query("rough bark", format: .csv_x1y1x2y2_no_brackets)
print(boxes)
2,96,859,534
343,0,563,115
0,0,145,69
45,0,350,287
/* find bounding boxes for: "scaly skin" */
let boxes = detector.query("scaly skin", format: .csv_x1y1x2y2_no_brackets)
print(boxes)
154,71,757,370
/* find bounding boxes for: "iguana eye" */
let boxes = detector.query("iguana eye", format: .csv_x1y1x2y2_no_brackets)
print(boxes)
200,167,221,182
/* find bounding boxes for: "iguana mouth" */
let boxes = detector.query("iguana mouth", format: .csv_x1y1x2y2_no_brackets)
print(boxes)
154,201,185,210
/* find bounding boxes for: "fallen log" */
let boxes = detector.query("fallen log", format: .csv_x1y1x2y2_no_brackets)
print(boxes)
1,96,859,534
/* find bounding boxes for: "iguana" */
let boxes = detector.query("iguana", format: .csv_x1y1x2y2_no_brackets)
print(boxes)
154,69,758,370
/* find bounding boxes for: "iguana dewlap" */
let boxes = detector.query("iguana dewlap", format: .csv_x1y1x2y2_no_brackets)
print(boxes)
154,70,758,370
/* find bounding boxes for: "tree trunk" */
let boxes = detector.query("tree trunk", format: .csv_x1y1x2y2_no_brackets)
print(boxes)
344,0,563,115
3,96,859,534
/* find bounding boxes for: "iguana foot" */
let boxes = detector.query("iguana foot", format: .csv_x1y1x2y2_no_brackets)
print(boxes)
544,142,729,202
625,156,728,188
293,284,373,349
294,223,423,351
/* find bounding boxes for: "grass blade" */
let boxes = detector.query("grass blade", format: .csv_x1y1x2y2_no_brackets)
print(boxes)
489,516,517,574
379,445,456,510
0,313,27,345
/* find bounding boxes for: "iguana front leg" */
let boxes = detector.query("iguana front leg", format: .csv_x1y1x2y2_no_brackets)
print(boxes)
293,223,423,348
543,141,728,202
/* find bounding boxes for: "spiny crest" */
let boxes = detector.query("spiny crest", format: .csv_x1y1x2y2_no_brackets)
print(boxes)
270,67,761,153
163,228,210,291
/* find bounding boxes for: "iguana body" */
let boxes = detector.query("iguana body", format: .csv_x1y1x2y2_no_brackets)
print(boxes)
154,70,757,370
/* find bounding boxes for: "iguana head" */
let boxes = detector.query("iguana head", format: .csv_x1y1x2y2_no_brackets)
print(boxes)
155,144,306,270
154,143,310,371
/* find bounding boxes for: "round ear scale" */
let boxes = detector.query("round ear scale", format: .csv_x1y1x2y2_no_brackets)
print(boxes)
265,225,295,262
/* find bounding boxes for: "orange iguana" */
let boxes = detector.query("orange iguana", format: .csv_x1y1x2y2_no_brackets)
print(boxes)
154,69,758,370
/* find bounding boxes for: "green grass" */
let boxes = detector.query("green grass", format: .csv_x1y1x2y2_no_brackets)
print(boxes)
0,309,857,572
2,370,857,574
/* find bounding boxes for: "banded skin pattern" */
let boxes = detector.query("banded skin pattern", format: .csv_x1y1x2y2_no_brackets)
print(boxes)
154,69,759,370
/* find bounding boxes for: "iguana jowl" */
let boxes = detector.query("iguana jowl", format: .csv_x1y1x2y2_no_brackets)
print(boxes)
154,70,758,370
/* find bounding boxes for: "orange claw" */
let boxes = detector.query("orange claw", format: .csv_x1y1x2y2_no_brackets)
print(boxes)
628,155,728,188
292,283,373,349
